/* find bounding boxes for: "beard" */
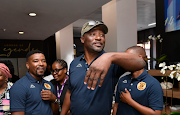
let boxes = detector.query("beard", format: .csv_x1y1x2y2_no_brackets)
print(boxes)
35,68,46,78
36,73,44,78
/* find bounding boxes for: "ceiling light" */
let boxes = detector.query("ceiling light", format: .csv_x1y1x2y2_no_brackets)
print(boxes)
19,31,24,34
29,13,37,17
148,23,156,26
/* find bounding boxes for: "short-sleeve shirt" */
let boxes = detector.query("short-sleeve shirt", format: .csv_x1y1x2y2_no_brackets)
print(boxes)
10,72,55,115
68,51,125,115
115,70,163,115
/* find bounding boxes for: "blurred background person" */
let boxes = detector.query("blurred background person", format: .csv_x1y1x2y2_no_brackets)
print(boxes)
44,64,54,81
44,64,52,76
0,60,19,83
43,73,54,81
0,63,13,115
50,59,70,115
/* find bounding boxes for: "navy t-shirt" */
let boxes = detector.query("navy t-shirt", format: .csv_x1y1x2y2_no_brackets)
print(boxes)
68,51,125,115
10,72,55,115
115,70,163,115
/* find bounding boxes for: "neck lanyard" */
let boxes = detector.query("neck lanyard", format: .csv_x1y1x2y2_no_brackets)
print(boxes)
57,76,67,99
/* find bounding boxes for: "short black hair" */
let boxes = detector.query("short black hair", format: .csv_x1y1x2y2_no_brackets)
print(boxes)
26,50,44,61
126,46,146,60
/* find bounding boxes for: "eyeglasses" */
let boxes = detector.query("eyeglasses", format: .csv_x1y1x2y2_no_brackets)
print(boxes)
51,68,65,74
88,20,104,26
83,20,104,30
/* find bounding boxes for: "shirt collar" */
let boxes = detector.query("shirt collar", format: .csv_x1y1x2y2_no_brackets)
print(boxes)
79,54,85,61
131,69,147,81
80,50,105,61
26,71,45,83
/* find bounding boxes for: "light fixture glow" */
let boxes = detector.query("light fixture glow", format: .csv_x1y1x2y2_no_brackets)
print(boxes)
148,22,156,26
19,31,24,34
29,13,37,17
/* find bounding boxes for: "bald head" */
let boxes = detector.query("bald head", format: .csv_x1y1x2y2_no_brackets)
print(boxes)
126,46,146,61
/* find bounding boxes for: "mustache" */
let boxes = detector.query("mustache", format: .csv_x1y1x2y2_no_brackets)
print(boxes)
36,66,46,71
36,67,46,78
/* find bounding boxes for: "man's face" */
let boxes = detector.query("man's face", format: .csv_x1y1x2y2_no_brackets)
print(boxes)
26,53,47,78
81,26,105,53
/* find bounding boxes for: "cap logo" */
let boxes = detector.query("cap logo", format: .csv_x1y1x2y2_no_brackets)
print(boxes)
137,81,146,90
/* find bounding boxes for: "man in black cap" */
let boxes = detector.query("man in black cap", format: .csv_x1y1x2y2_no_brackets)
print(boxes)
61,21,146,115
10,50,59,115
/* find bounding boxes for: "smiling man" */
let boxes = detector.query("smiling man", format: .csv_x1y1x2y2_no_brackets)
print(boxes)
10,50,59,115
61,21,146,115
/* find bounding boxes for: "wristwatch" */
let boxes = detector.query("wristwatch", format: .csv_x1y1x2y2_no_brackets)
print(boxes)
53,98,58,104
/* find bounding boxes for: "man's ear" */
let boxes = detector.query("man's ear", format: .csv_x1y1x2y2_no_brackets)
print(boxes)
26,62,29,70
139,55,145,61
139,55,143,59
80,37,85,44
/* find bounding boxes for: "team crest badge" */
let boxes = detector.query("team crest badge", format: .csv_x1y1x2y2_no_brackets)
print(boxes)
44,83,51,89
137,82,146,90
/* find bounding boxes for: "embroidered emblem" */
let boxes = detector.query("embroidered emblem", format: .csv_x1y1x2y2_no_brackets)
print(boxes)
30,84,35,88
44,83,51,89
137,82,146,90
123,80,127,83
76,63,82,67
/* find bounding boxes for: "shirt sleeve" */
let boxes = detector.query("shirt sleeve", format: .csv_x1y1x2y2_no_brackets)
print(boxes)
148,81,164,110
10,83,27,112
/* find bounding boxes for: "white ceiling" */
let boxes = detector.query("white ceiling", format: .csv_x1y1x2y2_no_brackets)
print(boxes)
137,0,156,31
0,0,156,40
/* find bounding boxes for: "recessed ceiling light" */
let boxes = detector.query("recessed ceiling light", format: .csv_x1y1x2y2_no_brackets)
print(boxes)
148,23,156,26
19,31,24,34
29,13,37,17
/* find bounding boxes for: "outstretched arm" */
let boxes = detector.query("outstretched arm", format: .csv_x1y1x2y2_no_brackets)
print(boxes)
120,88,162,115
84,52,145,90
60,89,71,115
